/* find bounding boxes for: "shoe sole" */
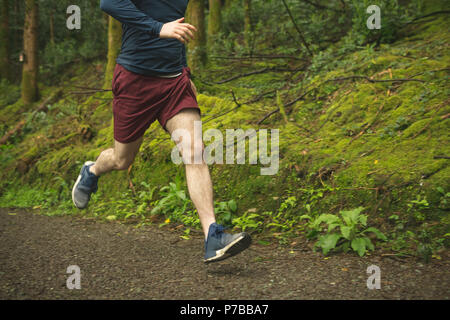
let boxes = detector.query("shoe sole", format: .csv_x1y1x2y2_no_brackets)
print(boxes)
72,161,95,209
204,233,252,264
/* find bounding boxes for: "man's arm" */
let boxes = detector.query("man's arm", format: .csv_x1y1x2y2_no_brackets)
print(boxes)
100,0,197,43
100,0,163,37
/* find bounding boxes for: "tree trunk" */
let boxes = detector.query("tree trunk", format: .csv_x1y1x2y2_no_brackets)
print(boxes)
104,15,122,89
186,0,207,73
49,10,55,45
244,0,252,34
21,0,39,104
0,0,9,80
208,0,222,37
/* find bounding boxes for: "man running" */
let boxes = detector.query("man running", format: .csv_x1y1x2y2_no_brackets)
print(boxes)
72,0,251,263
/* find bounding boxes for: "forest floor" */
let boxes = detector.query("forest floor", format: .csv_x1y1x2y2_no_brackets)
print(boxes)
0,208,448,300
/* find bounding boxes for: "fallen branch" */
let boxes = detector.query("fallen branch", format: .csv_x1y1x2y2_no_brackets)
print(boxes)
257,72,429,124
203,89,274,124
215,67,302,84
257,85,315,125
257,108,281,125
70,89,111,95
329,75,425,84
127,165,136,195
209,55,306,61
347,103,386,146
405,10,450,25
281,0,313,56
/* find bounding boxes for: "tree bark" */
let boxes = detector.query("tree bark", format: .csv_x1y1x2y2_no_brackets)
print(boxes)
49,10,55,45
104,15,122,89
186,0,207,73
21,0,39,104
0,0,10,80
208,0,222,37
244,0,252,34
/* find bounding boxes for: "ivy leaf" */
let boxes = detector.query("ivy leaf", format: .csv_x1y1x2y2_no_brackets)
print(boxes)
364,227,387,241
351,237,367,257
317,233,341,255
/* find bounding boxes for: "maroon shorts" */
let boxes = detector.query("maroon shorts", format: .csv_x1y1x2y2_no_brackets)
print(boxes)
111,63,200,143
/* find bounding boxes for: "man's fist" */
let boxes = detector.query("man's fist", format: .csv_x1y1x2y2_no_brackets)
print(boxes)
159,17,197,44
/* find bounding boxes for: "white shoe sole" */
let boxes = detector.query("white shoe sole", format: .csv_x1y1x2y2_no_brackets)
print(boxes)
204,233,251,264
72,161,95,209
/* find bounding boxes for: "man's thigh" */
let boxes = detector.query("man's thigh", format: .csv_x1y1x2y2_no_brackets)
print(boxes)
165,108,201,136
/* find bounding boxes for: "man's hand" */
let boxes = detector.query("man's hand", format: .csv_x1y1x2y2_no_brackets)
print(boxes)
159,17,197,44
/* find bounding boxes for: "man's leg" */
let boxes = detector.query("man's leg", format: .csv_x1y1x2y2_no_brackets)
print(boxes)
90,136,144,176
165,108,251,263
165,109,216,239
72,137,143,209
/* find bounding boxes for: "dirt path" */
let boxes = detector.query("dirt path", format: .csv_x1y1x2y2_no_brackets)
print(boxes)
0,208,448,300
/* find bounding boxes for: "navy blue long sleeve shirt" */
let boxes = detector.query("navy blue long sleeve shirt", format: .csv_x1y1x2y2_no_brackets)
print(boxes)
100,0,189,76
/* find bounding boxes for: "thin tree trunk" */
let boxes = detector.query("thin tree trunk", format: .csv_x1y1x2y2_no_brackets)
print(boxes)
244,0,252,34
49,10,55,45
21,0,39,104
281,0,312,56
104,15,122,89
186,0,207,73
208,0,222,37
0,0,9,80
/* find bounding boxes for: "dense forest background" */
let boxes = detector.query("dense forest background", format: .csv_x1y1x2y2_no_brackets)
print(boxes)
0,0,449,261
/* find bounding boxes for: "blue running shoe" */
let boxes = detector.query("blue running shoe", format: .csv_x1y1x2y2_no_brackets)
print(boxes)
204,223,252,263
72,161,99,209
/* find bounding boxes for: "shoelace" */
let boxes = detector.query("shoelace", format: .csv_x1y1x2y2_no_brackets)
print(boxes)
210,224,226,238
80,166,98,192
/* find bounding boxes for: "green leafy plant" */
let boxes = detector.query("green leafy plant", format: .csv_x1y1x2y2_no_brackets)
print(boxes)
133,181,158,218
301,207,387,256
407,194,429,223
151,175,191,219
436,187,450,210
215,199,237,226
266,196,298,232
232,210,264,232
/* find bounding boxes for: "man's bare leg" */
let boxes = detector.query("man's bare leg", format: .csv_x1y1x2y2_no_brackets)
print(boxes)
90,136,144,176
165,109,216,239
72,136,144,209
